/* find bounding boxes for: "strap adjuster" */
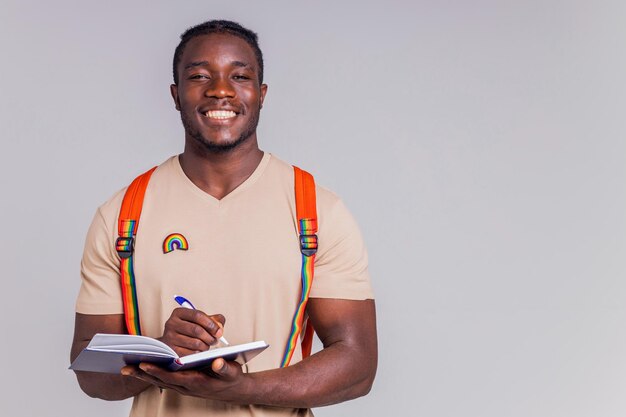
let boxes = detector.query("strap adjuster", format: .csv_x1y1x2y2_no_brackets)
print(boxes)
300,234,318,257
116,236,135,259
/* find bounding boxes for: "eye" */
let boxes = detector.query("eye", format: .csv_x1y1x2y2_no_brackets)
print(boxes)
233,74,251,80
189,74,210,80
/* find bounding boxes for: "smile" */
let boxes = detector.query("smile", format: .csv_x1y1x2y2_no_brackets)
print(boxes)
204,110,237,119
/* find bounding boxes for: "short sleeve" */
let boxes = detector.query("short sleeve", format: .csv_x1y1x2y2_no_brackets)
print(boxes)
309,194,374,300
75,203,125,314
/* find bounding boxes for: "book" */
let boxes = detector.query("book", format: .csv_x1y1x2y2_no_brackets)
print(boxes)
70,333,269,374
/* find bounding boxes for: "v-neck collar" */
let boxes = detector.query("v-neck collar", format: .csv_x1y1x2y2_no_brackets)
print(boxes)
173,152,271,206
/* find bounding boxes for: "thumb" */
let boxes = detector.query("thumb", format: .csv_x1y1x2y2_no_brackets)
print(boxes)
211,358,238,380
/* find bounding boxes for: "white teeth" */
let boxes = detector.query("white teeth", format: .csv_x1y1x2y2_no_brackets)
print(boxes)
205,110,236,119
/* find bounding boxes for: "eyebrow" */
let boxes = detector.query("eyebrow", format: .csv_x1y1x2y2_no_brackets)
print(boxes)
184,61,208,70
183,60,252,70
231,61,250,69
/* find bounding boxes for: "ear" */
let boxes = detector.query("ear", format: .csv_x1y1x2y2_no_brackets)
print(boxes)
170,84,181,111
259,84,268,109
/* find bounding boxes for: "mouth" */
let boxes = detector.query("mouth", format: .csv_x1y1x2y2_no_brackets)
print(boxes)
202,109,238,120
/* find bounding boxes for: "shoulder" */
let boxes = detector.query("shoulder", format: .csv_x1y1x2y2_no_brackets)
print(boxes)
95,156,177,228
266,153,343,210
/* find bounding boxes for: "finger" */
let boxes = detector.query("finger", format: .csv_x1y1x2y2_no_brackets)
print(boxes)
210,358,239,381
174,309,225,340
209,313,226,328
168,332,213,353
137,363,196,393
170,345,207,358
167,312,218,347
121,365,177,390
120,365,140,377
211,315,226,339
133,364,178,385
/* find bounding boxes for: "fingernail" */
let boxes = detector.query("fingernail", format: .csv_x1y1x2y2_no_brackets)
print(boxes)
121,368,131,376
213,358,225,372
139,364,149,372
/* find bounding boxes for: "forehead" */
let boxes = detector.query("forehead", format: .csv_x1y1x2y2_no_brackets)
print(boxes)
179,33,258,71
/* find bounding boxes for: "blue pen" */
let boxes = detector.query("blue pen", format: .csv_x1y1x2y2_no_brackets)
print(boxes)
174,295,229,345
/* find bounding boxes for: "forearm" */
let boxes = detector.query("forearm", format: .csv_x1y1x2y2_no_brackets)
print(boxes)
237,299,378,408
71,339,151,400
74,370,152,401
71,313,153,401
241,340,376,408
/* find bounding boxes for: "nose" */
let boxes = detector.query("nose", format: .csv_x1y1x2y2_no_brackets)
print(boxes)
205,76,235,99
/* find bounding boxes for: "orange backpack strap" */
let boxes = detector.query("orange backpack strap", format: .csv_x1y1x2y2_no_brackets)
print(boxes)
116,166,157,335
281,166,318,367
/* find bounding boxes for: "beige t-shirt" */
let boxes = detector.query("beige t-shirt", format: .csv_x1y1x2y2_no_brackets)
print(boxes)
76,153,373,417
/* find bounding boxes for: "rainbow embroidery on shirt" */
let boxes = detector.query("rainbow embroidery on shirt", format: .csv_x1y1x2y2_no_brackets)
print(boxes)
163,233,189,254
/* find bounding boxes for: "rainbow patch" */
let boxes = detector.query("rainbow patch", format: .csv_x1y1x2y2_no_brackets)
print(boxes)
163,233,189,253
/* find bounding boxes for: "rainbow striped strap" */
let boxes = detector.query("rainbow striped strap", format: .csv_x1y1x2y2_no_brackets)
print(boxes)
118,220,141,335
117,167,157,335
281,167,318,367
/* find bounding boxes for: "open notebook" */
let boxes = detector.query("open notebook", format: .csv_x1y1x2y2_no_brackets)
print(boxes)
70,333,269,373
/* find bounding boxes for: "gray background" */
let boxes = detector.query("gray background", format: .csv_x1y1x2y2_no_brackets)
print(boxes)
1,0,626,416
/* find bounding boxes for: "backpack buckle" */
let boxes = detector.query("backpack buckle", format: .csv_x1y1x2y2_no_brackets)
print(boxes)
300,234,318,257
116,236,135,259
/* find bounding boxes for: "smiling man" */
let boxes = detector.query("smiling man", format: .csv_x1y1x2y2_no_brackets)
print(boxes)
71,20,377,417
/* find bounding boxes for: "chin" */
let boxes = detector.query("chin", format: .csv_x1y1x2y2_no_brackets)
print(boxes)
192,133,251,154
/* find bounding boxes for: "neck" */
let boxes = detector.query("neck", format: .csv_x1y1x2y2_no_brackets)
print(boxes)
179,135,264,200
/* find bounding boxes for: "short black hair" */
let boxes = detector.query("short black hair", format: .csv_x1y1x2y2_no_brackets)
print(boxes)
172,20,264,85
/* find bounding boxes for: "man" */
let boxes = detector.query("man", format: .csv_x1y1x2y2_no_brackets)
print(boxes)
71,20,377,416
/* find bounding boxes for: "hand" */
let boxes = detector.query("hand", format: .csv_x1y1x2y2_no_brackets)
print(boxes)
159,308,226,357
121,358,250,403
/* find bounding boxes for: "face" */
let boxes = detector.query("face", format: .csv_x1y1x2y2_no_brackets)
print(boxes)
170,33,267,153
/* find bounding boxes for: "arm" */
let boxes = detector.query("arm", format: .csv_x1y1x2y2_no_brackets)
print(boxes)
123,297,378,408
70,313,152,400
248,297,378,407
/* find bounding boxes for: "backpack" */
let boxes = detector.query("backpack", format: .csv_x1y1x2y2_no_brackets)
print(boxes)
114,165,317,367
